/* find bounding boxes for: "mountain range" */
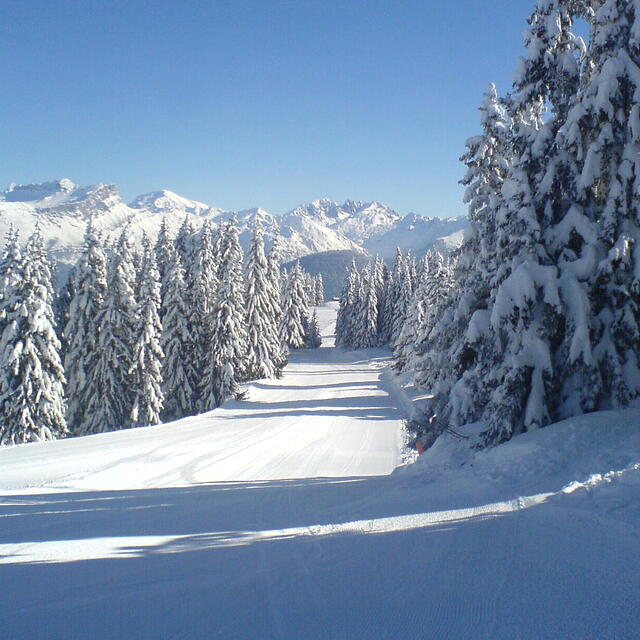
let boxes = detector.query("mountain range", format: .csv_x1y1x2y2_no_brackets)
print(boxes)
0,179,468,283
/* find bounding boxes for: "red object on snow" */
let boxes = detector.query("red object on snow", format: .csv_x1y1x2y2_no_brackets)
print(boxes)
415,440,425,455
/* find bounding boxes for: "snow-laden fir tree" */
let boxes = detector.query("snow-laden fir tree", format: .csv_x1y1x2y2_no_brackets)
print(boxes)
353,262,378,349
0,228,68,445
554,0,640,416
305,309,323,348
245,223,285,378
281,262,310,349
82,229,138,433
175,215,196,266
160,243,199,421
390,257,413,348
314,274,325,306
54,266,75,363
129,244,164,427
335,260,360,348
155,217,175,305
479,0,585,443
64,220,108,433
378,249,403,345
202,218,248,409
0,226,22,334
267,235,288,370
191,220,219,404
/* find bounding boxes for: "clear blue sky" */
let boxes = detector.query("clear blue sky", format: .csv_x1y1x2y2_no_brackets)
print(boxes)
1,0,532,217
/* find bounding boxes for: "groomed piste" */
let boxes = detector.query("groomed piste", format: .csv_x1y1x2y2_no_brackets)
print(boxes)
0,305,638,639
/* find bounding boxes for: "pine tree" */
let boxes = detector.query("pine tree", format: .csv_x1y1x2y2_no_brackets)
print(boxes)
555,0,640,415
64,220,108,433
191,220,219,406
175,215,196,265
314,274,325,305
267,235,288,369
305,309,323,348
160,244,199,421
0,229,68,445
353,263,378,349
390,258,413,347
335,260,360,348
130,244,164,427
245,223,284,378
155,217,175,305
378,249,403,345
83,229,138,433
203,218,248,409
0,226,22,336
281,263,309,349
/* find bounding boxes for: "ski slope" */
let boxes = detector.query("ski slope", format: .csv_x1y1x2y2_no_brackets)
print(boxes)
1,304,639,639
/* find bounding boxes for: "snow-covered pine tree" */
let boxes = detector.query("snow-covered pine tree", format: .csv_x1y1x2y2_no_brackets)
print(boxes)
191,220,219,407
130,244,164,427
82,229,139,433
245,223,284,378
281,262,310,349
267,235,288,370
390,257,413,348
305,309,323,348
64,220,108,433
160,243,199,421
353,262,378,349
378,249,403,345
314,274,325,305
155,217,175,305
175,215,196,266
555,0,640,416
202,218,248,409
480,0,585,443
335,260,360,348
0,228,68,445
0,226,22,335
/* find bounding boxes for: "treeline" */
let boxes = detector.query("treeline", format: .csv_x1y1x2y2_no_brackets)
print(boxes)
338,0,640,448
335,250,453,352
0,219,323,445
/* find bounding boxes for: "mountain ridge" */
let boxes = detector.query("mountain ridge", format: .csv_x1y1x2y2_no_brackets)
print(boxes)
0,178,468,279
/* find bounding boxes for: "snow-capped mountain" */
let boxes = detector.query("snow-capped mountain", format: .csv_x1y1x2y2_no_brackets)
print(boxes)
0,179,467,282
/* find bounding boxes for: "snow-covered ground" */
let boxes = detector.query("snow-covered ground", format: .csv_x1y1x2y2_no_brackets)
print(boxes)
1,304,639,639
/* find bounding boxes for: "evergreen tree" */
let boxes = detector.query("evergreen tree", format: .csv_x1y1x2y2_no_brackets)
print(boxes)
191,220,219,404
64,220,108,433
335,260,360,348
83,229,138,433
390,258,413,347
281,263,310,349
314,274,325,305
160,244,199,421
305,309,323,348
130,244,164,427
0,229,68,444
353,263,378,349
155,217,175,304
0,226,22,335
267,235,288,369
203,218,248,408
245,224,284,378
378,249,403,345
175,215,196,265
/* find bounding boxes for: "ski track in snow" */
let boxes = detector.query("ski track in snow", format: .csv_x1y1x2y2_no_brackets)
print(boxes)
0,304,639,639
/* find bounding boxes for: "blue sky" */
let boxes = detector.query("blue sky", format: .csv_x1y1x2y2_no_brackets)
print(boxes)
2,0,532,216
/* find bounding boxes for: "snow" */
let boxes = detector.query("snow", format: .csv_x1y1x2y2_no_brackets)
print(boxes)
0,304,638,638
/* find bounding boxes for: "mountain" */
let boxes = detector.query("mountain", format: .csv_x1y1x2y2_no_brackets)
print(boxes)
0,179,467,284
